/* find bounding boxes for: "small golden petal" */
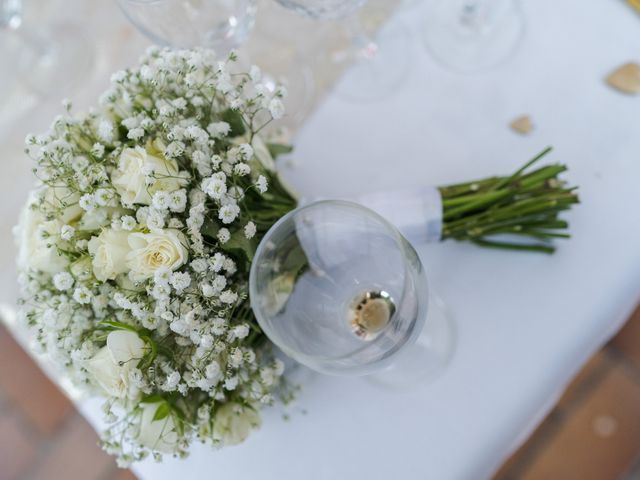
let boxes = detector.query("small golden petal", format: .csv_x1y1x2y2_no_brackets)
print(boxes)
606,62,640,94
510,115,534,135
627,0,640,14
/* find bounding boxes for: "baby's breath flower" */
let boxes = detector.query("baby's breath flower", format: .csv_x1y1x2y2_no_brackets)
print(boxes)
97,120,114,142
256,175,268,194
79,193,97,211
217,228,230,244
244,221,256,239
152,191,171,211
237,143,253,160
202,176,227,200
218,203,240,224
207,122,230,138
94,188,114,207
53,272,74,291
210,253,225,272
219,290,238,304
91,143,105,158
223,258,236,275
233,324,250,340
121,215,136,230
73,286,92,304
169,272,191,293
169,190,187,212
60,225,75,241
249,65,261,82
268,98,285,119
165,141,185,158
233,163,250,176
190,258,208,273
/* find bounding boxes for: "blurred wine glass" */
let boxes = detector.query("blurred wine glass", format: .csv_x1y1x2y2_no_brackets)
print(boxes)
422,0,525,73
1,0,93,96
250,200,455,387
272,0,411,102
116,0,257,53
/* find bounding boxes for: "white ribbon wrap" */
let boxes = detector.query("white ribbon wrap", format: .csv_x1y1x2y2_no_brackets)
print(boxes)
355,187,443,244
299,187,443,245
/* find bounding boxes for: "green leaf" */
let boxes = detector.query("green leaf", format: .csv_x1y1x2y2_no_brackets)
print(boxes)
153,402,171,422
221,228,258,262
140,394,165,404
137,334,158,371
201,216,219,239
97,320,138,332
221,109,246,137
266,142,293,159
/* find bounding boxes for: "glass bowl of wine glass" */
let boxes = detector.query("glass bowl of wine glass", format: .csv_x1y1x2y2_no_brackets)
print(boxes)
250,200,433,378
116,0,258,52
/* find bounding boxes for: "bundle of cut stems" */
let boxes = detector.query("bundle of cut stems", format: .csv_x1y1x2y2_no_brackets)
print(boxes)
439,147,579,253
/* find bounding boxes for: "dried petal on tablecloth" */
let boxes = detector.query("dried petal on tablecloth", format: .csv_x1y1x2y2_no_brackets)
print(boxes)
510,115,534,135
606,62,640,95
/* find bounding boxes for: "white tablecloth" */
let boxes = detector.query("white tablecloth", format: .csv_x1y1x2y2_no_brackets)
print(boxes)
3,0,640,479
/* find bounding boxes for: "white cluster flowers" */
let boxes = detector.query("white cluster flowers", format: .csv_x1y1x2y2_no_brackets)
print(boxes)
16,47,297,465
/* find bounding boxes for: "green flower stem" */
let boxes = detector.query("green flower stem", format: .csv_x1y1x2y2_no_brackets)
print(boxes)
439,147,579,253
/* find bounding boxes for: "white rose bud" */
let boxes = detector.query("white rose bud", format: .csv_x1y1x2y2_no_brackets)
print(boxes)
213,403,261,446
43,186,83,223
112,143,185,205
86,330,146,399
88,229,131,281
126,229,189,281
15,204,68,274
136,401,179,453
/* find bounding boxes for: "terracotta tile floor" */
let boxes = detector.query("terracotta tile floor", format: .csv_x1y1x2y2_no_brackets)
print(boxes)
495,306,640,480
0,325,137,480
3,306,640,480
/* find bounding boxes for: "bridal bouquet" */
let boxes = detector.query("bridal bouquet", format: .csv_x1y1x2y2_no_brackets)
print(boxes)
14,47,578,465
16,48,297,465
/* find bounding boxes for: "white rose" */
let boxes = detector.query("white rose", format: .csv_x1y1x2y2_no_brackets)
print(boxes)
213,403,261,446
69,256,94,282
137,401,179,453
43,186,83,224
79,207,129,231
126,229,188,282
88,229,131,281
86,330,146,399
112,143,185,205
15,204,68,274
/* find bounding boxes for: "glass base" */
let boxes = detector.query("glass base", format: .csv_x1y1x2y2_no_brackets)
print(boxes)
422,0,525,73
328,21,412,103
367,293,455,389
274,346,319,386
17,22,94,97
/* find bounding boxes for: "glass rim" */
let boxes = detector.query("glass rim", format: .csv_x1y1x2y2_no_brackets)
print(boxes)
249,199,428,374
